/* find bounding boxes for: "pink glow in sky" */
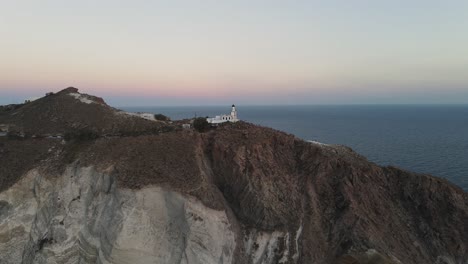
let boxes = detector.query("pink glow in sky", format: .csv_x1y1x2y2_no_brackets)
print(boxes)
1,1,468,105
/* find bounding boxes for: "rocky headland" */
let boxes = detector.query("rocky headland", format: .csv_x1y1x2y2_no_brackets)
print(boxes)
0,88,466,264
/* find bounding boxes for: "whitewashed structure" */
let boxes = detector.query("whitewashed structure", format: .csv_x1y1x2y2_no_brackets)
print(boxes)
0,124,8,136
207,104,239,124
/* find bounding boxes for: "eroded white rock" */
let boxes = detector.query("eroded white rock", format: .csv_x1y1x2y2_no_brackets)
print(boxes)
0,165,236,264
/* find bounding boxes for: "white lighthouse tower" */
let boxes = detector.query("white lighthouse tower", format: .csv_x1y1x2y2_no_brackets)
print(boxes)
230,104,238,121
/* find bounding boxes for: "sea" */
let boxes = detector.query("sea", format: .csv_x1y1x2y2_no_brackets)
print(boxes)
122,105,468,191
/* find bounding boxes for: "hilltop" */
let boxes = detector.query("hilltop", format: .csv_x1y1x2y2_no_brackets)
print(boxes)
0,88,466,264
0,87,171,137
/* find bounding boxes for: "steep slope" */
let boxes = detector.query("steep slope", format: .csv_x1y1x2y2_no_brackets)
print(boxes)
0,89,466,264
0,87,169,136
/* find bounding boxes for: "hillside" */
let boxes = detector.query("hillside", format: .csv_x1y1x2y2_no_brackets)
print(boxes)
0,87,171,136
0,88,466,264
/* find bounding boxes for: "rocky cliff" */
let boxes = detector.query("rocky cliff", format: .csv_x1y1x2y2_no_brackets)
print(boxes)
0,88,467,264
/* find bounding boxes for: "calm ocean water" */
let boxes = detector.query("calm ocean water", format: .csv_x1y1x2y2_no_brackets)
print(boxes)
122,105,468,191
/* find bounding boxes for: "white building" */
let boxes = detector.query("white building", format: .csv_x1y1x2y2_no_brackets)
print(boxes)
207,104,239,124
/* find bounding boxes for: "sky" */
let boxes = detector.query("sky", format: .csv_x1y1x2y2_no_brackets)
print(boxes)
1,0,468,106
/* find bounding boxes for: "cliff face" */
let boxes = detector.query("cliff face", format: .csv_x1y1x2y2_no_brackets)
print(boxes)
0,165,236,264
0,89,467,264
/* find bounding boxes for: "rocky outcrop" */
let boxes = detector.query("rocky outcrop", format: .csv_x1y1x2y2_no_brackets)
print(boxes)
0,89,467,264
0,165,236,264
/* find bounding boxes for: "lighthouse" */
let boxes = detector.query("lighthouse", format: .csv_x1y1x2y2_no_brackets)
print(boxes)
206,104,240,124
231,104,238,120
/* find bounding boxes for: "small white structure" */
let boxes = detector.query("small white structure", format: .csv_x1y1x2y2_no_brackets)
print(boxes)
207,104,239,124
24,97,39,104
0,124,9,136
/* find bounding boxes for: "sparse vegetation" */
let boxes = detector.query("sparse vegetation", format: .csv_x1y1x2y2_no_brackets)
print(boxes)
6,131,24,140
64,129,99,141
0,104,24,113
154,114,170,121
0,138,58,192
193,117,210,132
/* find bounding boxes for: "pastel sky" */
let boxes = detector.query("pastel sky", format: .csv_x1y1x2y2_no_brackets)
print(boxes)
1,1,468,106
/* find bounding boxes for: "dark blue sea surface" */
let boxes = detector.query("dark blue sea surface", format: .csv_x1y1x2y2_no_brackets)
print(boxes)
122,105,468,191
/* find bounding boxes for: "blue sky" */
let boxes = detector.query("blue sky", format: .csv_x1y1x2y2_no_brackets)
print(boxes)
1,1,467,106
